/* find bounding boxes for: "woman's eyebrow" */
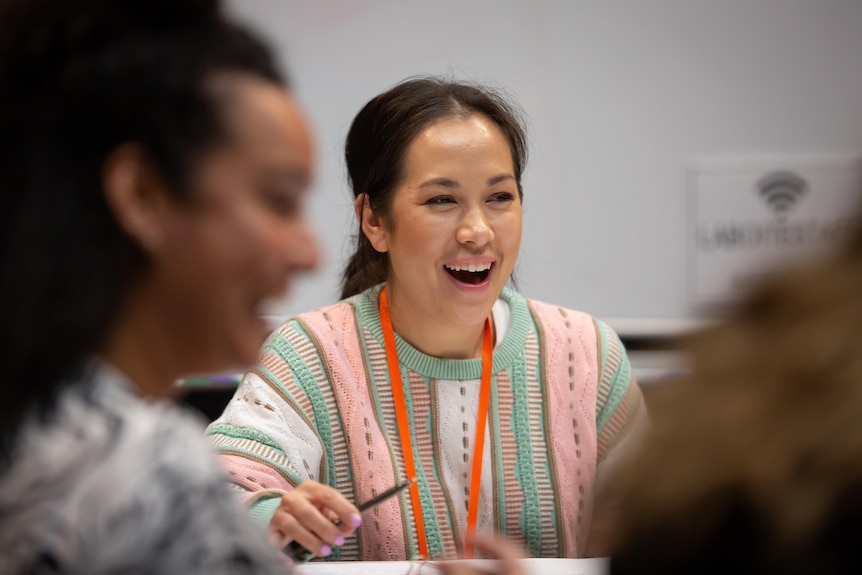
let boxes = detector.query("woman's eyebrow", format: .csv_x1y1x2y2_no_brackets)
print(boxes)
418,173,515,189
267,169,312,191
487,174,515,186
418,177,459,189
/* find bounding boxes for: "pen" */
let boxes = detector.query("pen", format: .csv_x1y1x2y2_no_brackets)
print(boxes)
283,478,415,563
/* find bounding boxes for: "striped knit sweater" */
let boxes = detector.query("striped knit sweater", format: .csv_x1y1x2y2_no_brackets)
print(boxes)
206,285,646,560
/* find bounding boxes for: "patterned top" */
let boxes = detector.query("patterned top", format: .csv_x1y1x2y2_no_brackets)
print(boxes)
0,362,287,575
207,286,647,560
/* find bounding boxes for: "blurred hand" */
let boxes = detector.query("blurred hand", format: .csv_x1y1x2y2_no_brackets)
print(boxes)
268,480,361,558
437,537,527,575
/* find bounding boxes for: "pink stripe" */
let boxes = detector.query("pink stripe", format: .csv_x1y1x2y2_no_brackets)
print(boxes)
259,349,316,431
298,305,407,560
218,453,293,493
530,302,598,557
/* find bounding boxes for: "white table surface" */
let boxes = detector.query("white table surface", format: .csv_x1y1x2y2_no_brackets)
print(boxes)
296,557,610,575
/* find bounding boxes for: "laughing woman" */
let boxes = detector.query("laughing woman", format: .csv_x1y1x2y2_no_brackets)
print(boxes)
207,77,648,561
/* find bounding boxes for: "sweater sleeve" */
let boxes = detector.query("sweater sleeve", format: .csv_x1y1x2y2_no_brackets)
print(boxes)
593,319,649,487
205,319,333,527
248,494,283,530
585,320,649,556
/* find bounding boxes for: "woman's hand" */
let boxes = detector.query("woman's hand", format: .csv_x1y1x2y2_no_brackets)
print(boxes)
268,480,361,558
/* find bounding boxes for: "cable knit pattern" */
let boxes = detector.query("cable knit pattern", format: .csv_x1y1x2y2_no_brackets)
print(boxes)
207,284,645,560
529,301,599,556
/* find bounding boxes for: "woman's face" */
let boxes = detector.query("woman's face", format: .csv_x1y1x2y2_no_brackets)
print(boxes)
375,114,522,329
151,77,318,373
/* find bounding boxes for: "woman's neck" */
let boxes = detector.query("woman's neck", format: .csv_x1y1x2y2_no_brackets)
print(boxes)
385,287,491,360
99,289,184,398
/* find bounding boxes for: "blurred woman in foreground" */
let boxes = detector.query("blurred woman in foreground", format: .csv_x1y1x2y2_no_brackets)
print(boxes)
0,0,354,571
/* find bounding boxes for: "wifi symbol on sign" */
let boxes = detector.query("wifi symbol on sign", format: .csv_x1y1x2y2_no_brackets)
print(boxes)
756,171,808,216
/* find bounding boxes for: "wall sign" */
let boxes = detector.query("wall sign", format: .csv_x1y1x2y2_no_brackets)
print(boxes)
689,154,862,311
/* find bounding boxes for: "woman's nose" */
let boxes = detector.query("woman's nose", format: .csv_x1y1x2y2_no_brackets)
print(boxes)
455,207,493,247
283,218,320,273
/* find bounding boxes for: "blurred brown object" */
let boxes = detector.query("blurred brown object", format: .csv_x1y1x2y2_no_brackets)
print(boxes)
609,211,862,574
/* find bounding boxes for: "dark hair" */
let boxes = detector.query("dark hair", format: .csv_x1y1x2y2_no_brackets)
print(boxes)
340,77,528,299
0,0,285,456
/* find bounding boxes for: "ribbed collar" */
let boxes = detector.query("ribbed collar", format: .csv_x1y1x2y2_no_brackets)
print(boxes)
352,283,531,380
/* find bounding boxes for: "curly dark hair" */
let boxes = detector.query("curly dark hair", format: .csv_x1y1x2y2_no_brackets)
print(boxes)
0,0,286,457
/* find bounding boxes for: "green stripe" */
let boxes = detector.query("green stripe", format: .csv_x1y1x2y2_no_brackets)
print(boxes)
595,321,631,433
205,422,286,456
352,284,532,380
490,373,506,535
398,368,445,559
510,350,542,556
268,332,336,487
251,362,319,438
249,495,282,531
530,334,560,554
289,319,353,563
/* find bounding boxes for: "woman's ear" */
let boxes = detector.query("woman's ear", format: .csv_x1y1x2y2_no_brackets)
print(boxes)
102,144,172,254
356,193,389,253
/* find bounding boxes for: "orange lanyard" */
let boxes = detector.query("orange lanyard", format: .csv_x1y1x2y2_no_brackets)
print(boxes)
379,286,493,559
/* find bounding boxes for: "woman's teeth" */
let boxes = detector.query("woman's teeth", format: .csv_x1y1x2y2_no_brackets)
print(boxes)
443,262,493,285
444,263,492,273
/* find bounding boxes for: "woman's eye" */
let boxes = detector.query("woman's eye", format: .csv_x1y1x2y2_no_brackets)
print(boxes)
262,190,298,215
490,192,515,203
426,196,455,205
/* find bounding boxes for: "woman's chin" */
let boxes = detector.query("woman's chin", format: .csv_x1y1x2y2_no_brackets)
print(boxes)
441,300,498,328
209,319,269,374
230,335,267,370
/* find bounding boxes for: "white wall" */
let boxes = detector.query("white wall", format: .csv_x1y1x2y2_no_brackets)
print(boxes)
227,0,862,333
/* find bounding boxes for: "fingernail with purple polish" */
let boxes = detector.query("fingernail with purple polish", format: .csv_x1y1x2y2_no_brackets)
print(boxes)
350,514,362,528
334,535,345,547
319,545,332,557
